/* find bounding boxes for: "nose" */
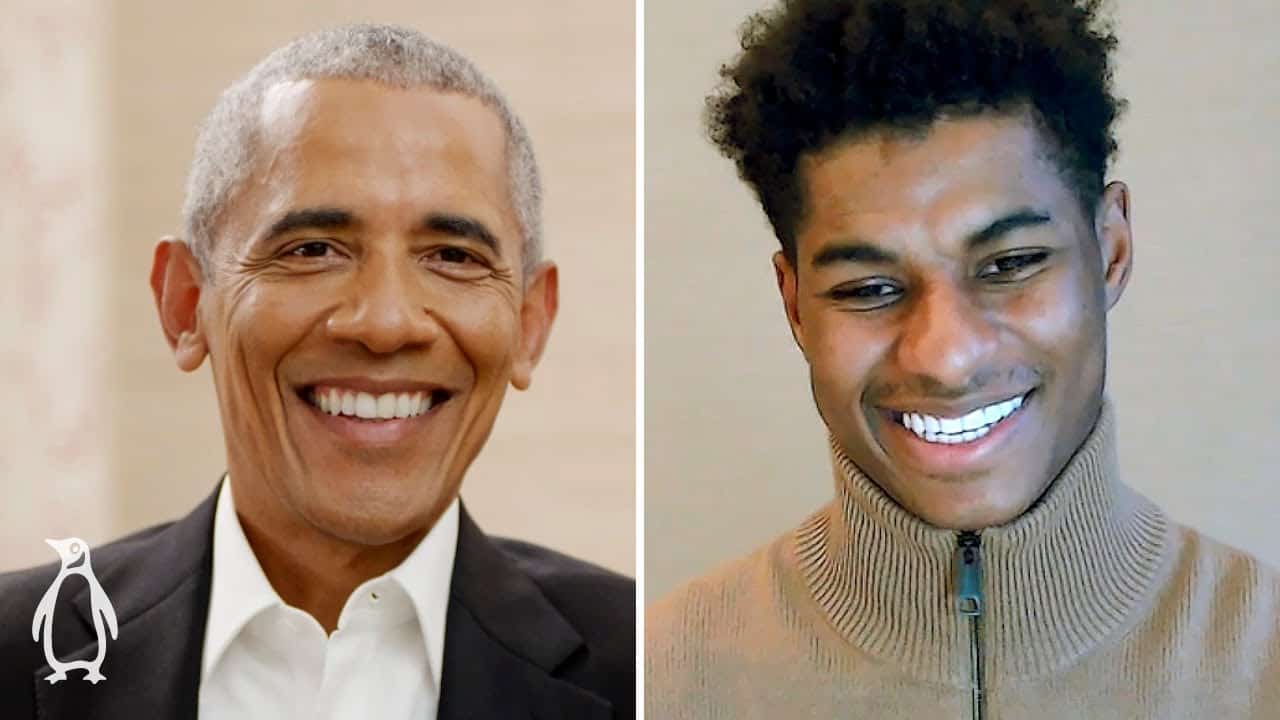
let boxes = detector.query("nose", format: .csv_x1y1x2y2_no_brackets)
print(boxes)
894,280,998,392
325,253,441,354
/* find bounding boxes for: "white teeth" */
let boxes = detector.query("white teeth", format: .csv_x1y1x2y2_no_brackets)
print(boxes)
376,394,396,419
896,392,1029,444
355,392,377,419
310,387,435,421
924,432,960,444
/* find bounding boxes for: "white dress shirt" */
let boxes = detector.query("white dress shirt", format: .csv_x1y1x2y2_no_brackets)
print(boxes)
198,480,459,720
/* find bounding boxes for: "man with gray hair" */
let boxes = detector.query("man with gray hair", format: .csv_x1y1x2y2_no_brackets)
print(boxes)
0,24,633,719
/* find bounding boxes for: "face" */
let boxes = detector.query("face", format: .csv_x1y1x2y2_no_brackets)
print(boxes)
775,112,1132,530
151,79,557,546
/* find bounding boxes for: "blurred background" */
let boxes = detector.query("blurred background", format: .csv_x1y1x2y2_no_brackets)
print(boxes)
0,0,634,574
646,0,1279,600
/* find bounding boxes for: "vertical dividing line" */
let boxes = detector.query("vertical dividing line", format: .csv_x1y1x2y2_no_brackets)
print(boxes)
634,0,646,716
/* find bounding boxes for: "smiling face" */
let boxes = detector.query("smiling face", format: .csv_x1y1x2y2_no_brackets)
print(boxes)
775,112,1132,530
152,78,556,547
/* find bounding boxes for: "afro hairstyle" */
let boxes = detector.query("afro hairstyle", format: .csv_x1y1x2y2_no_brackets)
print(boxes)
707,0,1126,262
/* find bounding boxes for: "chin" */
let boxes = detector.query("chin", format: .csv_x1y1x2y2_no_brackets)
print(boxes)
295,471,451,546
303,501,429,546
910,479,1036,531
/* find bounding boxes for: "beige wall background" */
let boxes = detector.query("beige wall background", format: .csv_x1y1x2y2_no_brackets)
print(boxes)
1,0,634,574
646,0,1279,600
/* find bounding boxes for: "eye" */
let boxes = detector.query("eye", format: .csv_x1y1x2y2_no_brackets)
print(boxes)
287,240,336,258
826,280,903,310
422,245,493,280
978,251,1050,281
432,246,477,265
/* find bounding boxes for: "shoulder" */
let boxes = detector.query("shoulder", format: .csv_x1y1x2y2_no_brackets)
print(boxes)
494,537,634,606
491,536,634,656
0,520,174,630
1147,525,1280,688
647,533,789,646
647,543,776,646
0,520,180,706
1165,524,1280,616
645,537,787,713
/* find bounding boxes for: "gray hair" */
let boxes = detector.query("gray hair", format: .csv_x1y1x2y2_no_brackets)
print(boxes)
182,24,542,276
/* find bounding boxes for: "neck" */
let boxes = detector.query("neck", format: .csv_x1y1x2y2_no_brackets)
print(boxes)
793,398,1174,683
229,479,429,634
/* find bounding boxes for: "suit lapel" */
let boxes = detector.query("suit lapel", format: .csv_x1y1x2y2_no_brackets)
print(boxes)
34,486,217,719
30,490,612,719
438,505,613,720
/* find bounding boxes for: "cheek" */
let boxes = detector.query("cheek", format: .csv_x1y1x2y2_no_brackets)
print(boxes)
1000,268,1105,378
804,306,891,403
437,287,522,380
215,284,319,387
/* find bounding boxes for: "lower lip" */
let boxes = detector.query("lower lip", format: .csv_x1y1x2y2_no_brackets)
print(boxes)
878,392,1034,475
298,393,448,448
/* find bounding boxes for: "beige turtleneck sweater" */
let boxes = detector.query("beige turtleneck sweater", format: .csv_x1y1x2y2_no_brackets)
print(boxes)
646,402,1280,719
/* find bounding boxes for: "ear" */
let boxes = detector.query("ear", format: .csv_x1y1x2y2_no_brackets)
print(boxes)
772,251,807,357
1094,181,1134,311
149,237,209,372
510,261,559,391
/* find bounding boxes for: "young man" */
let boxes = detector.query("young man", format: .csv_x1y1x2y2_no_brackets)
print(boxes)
647,2,1280,718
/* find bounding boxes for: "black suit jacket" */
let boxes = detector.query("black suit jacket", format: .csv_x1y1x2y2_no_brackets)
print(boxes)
0,487,635,719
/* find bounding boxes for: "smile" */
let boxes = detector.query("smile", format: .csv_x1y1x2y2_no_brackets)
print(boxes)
891,391,1031,445
303,385,452,422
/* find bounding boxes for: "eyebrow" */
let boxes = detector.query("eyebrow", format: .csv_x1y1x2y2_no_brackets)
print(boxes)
418,212,501,255
258,207,501,255
263,207,358,243
810,208,1054,269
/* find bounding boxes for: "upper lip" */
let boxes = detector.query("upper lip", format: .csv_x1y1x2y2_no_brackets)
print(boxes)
878,389,1034,419
296,376,454,395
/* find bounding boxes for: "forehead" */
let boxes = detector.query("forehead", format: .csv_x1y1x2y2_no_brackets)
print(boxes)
259,76,508,151
797,113,1075,242
232,77,515,239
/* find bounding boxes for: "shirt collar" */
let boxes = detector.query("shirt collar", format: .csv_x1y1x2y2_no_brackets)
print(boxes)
384,493,459,688
201,478,282,683
200,478,460,688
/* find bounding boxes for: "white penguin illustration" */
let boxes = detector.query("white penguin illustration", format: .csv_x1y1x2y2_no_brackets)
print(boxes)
31,537,118,684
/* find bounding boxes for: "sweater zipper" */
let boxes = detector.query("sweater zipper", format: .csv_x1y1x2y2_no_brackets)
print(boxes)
955,530,985,720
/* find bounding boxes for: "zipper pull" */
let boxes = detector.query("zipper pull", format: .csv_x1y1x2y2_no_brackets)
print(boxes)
955,530,983,616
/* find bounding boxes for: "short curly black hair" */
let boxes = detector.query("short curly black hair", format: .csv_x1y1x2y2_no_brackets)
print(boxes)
707,0,1125,262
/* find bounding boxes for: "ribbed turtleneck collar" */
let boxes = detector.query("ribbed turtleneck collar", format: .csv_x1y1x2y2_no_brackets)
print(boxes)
793,399,1173,685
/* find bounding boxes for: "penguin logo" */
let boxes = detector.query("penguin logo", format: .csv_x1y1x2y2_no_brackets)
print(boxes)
31,537,118,684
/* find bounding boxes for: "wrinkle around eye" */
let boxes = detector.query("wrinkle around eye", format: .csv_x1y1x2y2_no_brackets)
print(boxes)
420,246,510,283
236,239,352,278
